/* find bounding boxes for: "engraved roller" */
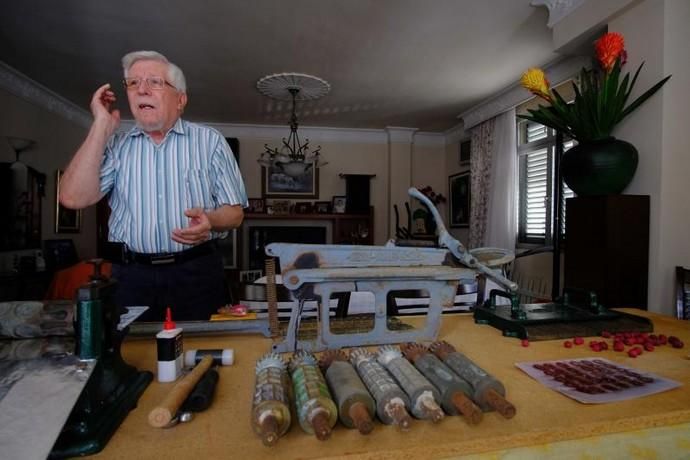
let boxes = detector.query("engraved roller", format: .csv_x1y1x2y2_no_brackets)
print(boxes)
289,351,338,440
349,348,412,431
401,343,483,425
376,345,444,423
251,353,292,446
319,350,376,435
430,341,516,418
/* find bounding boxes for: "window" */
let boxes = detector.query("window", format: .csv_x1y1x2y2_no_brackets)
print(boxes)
517,120,575,245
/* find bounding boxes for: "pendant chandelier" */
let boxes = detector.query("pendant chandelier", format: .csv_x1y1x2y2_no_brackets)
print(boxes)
256,73,330,178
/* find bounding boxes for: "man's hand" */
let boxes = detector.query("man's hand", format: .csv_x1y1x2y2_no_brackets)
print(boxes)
91,83,120,136
172,208,212,245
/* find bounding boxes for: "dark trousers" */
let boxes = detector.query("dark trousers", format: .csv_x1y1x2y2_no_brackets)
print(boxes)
112,250,230,322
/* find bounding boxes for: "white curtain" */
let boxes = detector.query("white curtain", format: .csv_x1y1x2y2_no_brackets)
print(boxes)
469,108,518,304
469,118,495,249
484,107,517,250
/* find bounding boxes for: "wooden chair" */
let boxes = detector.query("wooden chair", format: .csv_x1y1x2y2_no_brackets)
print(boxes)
676,266,690,320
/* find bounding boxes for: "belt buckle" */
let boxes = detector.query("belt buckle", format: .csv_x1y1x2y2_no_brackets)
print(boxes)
150,254,175,265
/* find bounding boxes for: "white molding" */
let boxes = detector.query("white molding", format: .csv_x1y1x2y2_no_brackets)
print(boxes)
458,55,589,130
531,0,586,28
211,122,388,144
123,119,446,148
0,61,92,128
385,126,418,144
414,132,446,147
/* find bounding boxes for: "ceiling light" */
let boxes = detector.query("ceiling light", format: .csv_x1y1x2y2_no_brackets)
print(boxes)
256,73,330,178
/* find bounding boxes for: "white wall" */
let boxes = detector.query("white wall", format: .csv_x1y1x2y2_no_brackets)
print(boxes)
659,0,690,311
0,88,93,259
609,0,690,315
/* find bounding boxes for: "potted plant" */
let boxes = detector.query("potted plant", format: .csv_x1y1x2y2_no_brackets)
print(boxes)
519,32,671,196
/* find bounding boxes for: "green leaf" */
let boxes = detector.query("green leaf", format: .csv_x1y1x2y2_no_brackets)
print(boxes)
619,74,671,121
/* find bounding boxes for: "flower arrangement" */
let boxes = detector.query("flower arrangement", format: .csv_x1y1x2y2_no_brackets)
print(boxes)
519,32,671,143
419,186,446,205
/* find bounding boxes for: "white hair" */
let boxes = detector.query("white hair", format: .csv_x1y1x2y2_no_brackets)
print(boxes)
121,50,187,92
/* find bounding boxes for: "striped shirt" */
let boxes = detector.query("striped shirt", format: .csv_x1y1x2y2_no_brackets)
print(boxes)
100,119,248,253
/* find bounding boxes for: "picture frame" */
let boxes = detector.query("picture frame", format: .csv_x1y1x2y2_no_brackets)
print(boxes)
217,229,238,269
449,172,471,228
247,197,265,213
332,196,347,214
294,202,313,214
459,139,471,166
55,170,82,233
272,200,291,215
261,165,319,199
314,201,331,214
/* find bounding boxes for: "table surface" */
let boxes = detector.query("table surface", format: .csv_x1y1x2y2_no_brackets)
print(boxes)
95,309,690,459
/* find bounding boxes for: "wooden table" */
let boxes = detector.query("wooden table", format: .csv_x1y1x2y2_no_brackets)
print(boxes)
95,309,690,459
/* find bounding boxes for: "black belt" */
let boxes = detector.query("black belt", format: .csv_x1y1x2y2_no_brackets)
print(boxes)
104,241,217,265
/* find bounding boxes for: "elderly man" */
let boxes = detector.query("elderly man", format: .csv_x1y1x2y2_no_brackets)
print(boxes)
60,50,247,321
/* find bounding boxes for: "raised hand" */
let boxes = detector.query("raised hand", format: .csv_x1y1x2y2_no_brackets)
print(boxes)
91,83,120,136
172,207,212,245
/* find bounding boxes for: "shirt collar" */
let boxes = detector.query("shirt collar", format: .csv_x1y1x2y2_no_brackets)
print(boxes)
127,118,186,138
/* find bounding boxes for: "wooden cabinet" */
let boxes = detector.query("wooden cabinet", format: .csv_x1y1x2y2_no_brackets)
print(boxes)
564,195,649,309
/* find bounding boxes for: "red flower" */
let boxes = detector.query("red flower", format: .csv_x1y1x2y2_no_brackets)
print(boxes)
595,32,625,74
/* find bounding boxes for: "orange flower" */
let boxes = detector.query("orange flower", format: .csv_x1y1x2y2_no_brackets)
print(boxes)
520,68,552,102
595,32,625,73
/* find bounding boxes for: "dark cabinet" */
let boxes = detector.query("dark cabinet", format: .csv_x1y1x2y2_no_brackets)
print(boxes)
564,195,649,309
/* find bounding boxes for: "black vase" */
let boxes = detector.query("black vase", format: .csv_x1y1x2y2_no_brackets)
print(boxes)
561,137,638,196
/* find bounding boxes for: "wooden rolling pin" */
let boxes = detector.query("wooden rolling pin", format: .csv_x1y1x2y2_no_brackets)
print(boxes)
148,354,214,428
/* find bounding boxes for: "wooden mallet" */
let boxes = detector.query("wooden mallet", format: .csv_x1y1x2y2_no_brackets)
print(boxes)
148,354,213,428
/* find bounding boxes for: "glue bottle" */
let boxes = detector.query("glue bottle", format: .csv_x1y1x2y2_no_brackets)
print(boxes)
156,307,183,382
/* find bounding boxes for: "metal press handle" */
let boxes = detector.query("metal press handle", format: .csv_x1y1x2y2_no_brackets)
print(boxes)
407,187,518,292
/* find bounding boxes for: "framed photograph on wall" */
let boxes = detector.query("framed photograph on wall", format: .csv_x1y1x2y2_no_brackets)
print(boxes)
55,170,82,233
217,229,238,269
449,172,470,228
261,165,319,199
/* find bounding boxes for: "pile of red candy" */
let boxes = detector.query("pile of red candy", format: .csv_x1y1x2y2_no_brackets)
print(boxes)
563,331,685,357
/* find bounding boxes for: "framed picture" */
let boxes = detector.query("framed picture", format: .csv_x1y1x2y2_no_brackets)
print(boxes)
332,196,347,214
217,229,238,269
314,201,331,214
55,170,82,233
272,200,291,215
294,202,313,214
261,165,319,199
449,172,471,228
247,197,265,213
459,139,471,166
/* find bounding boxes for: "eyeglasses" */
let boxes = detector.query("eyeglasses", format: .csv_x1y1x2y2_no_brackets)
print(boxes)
122,76,176,91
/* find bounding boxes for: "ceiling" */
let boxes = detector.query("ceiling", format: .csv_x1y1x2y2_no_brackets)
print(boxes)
1,0,559,132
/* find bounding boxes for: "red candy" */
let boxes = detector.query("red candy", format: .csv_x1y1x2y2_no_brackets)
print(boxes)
561,331,684,355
